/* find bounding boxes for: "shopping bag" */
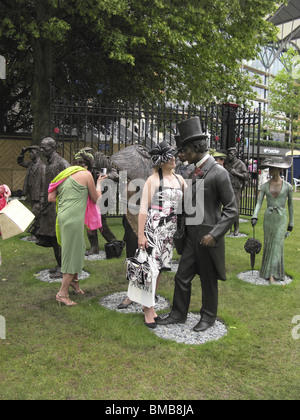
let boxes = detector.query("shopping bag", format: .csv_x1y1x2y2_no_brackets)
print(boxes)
126,249,159,307
0,199,35,240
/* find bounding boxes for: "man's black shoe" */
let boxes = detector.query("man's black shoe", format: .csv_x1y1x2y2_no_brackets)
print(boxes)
156,315,185,326
193,319,215,332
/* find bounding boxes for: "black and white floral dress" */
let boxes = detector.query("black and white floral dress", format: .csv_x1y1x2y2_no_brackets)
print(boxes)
144,169,183,272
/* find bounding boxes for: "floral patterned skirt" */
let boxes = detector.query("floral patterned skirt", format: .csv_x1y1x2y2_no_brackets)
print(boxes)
144,208,178,272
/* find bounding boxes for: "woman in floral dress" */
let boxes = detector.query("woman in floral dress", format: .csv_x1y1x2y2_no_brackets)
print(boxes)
138,142,186,327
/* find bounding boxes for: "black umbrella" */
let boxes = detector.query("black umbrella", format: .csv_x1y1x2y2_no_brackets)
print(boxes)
244,227,262,274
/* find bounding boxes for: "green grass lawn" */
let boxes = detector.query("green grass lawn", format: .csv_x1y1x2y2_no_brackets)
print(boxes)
0,195,299,400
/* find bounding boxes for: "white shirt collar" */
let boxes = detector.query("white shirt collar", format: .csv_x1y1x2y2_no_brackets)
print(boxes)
196,154,210,168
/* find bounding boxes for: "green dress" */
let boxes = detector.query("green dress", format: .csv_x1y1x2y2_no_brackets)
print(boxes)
252,180,294,280
57,177,88,274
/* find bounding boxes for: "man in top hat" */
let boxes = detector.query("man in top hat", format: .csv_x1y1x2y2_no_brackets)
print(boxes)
175,133,195,179
17,145,46,238
225,147,249,236
157,116,238,331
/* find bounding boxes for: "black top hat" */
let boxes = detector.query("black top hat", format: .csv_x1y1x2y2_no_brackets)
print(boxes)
174,133,183,151
177,117,207,147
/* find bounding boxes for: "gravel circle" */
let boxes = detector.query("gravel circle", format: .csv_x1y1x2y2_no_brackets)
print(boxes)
153,314,228,345
34,269,90,283
237,270,292,286
99,291,170,314
226,232,248,238
239,218,250,223
99,291,228,345
84,251,107,261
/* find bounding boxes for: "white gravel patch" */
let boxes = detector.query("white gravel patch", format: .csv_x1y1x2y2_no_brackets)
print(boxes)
99,291,228,345
99,291,170,314
34,269,90,283
84,251,107,261
237,270,292,286
153,314,228,345
226,232,248,238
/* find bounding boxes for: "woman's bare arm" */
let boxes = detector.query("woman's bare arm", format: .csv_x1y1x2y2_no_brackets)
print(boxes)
48,190,57,202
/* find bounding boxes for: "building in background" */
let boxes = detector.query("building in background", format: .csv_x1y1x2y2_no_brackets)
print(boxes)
243,0,300,132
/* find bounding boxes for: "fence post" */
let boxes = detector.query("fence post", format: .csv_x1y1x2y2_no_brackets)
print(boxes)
221,103,239,150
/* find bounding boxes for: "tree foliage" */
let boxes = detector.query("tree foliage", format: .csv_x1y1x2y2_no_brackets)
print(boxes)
267,49,300,134
264,48,300,182
0,0,279,142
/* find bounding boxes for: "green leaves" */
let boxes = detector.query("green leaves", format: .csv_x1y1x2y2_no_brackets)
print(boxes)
41,18,71,41
0,0,281,138
1,0,279,103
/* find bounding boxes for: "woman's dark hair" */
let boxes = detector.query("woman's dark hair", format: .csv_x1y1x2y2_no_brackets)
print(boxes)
73,150,94,172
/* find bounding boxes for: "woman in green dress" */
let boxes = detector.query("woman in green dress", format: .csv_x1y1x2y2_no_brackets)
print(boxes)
48,152,106,306
251,157,294,283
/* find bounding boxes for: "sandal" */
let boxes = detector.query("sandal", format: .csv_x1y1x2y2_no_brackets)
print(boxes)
70,280,85,295
56,293,76,307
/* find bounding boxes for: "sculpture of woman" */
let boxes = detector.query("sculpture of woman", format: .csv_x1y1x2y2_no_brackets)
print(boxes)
251,157,294,283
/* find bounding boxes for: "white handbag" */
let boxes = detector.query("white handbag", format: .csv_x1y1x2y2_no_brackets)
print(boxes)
126,249,159,308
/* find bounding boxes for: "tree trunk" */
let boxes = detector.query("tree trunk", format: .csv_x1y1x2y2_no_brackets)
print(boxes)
30,2,54,145
30,37,53,145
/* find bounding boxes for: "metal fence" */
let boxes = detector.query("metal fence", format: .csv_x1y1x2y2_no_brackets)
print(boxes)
49,98,261,216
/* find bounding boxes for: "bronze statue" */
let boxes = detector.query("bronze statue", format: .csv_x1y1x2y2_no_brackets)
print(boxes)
157,117,238,331
36,137,70,276
175,133,195,178
17,146,45,239
109,144,153,309
225,147,249,236
83,149,119,256
251,156,294,283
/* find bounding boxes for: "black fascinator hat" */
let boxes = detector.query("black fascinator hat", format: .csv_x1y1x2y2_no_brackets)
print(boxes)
149,141,177,167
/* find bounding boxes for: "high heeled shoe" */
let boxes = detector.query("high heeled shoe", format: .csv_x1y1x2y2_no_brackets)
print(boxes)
56,293,76,307
145,321,157,329
143,307,157,328
70,280,85,295
117,298,133,309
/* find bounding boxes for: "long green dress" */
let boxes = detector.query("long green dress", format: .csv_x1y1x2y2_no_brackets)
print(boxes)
57,177,88,274
252,180,294,280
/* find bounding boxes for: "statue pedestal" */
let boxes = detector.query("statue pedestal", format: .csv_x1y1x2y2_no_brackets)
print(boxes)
237,270,292,286
34,269,90,283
